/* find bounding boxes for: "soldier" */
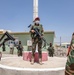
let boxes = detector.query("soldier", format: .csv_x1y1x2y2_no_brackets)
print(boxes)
30,17,44,65
17,41,23,56
65,33,74,75
47,43,54,57
2,43,6,51
9,41,14,54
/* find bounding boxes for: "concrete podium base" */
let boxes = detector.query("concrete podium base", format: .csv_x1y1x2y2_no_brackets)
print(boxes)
23,51,48,62
0,54,67,75
0,67,65,75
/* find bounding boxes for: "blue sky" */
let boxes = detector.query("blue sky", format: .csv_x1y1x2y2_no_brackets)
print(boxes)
0,0,74,42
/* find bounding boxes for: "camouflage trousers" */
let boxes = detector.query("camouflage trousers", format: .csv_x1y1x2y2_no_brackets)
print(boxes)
32,38,42,59
17,49,23,56
48,51,54,57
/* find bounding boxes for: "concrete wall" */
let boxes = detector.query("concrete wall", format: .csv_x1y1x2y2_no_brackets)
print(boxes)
0,31,55,52
0,31,55,46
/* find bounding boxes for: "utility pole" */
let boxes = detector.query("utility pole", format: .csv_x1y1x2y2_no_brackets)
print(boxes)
33,0,38,52
60,36,61,46
33,0,38,20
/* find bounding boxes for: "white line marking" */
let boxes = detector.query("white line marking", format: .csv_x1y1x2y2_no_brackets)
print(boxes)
0,57,65,71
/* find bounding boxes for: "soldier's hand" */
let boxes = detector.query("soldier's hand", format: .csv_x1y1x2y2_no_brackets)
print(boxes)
31,30,35,33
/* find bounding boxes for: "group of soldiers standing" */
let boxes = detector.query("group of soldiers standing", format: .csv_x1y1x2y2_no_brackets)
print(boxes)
0,17,54,65
8,40,23,56
0,17,74,75
0,40,23,61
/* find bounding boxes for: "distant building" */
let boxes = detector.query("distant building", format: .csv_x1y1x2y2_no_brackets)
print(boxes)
61,42,70,48
0,31,55,46
0,29,11,33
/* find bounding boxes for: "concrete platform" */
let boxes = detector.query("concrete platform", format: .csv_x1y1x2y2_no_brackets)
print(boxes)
0,54,67,75
23,51,48,62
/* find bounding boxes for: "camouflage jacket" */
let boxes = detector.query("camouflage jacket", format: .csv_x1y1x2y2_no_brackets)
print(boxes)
30,24,44,39
47,46,54,52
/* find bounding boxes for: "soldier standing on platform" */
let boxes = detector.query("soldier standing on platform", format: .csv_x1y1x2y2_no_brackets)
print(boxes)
30,17,44,65
47,43,54,57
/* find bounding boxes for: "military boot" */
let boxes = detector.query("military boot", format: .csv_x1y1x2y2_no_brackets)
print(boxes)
39,58,42,65
31,58,34,65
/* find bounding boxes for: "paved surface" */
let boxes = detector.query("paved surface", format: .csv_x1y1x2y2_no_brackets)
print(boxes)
0,54,67,75
0,54,67,68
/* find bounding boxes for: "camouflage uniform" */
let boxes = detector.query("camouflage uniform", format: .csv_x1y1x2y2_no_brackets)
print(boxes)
65,33,74,75
30,22,44,64
47,43,54,57
17,41,23,56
